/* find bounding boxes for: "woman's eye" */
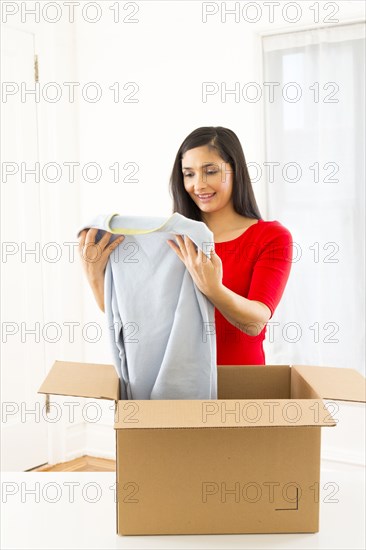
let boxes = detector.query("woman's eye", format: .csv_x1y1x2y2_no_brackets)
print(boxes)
183,171,218,177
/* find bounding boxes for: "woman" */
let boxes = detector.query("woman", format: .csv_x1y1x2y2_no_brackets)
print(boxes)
78,126,293,365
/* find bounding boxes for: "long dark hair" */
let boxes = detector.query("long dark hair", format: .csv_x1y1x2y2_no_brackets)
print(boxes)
168,126,262,222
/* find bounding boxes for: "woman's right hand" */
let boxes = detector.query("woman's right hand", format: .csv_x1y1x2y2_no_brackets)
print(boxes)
78,229,125,312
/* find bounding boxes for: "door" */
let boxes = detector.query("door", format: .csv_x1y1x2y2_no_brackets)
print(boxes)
1,26,48,471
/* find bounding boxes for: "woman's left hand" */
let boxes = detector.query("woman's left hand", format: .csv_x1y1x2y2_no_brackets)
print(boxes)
166,235,223,299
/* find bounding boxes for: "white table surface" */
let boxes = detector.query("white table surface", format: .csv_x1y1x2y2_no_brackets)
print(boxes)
1,465,365,549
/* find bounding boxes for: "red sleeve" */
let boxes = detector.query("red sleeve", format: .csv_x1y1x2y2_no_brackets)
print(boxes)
247,225,293,319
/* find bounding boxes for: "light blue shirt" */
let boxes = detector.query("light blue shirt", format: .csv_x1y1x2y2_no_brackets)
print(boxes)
77,212,217,400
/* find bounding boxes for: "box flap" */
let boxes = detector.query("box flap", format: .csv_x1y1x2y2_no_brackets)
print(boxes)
114,398,336,429
292,365,366,403
217,364,291,399
38,360,120,400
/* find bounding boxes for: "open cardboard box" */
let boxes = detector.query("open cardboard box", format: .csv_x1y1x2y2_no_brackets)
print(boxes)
38,361,366,535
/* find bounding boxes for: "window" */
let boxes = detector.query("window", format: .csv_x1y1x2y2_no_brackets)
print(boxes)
262,23,365,374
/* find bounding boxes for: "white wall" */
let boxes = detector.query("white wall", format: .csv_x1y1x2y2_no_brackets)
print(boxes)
2,12,90,466
4,1,364,466
74,0,366,364
73,1,365,465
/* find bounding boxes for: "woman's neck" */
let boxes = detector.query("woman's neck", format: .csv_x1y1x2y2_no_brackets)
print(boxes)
203,209,252,235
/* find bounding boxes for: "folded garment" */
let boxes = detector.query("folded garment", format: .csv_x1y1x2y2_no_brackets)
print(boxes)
77,212,217,400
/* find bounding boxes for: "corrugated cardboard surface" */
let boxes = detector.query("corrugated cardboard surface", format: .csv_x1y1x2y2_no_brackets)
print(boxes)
38,362,365,403
291,368,322,400
217,365,291,399
116,425,321,535
292,365,366,402
114,398,336,428
36,361,365,536
115,365,326,535
114,365,337,429
38,360,119,400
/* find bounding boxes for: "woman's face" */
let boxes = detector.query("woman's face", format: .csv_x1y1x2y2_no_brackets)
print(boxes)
182,145,234,213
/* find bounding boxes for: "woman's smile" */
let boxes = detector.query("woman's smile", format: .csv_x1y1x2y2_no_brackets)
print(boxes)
196,192,217,202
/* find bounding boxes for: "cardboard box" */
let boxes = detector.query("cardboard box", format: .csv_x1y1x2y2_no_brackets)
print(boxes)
38,361,366,535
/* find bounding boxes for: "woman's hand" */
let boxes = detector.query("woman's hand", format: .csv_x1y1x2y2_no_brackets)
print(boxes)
78,229,125,311
166,234,223,299
78,228,124,282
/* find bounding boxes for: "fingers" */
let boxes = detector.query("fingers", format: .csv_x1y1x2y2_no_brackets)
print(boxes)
176,234,193,253
166,239,184,263
180,235,203,260
77,229,87,248
79,229,121,250
78,229,105,261
78,229,125,262
99,230,114,247
84,228,99,246
102,234,125,257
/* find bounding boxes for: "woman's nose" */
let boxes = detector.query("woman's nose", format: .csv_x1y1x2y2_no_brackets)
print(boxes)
193,176,209,192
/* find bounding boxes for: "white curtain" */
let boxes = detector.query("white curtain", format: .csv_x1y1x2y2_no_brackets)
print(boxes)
262,23,365,375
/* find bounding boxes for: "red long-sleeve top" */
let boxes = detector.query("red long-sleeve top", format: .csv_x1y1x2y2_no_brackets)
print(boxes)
214,218,293,365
